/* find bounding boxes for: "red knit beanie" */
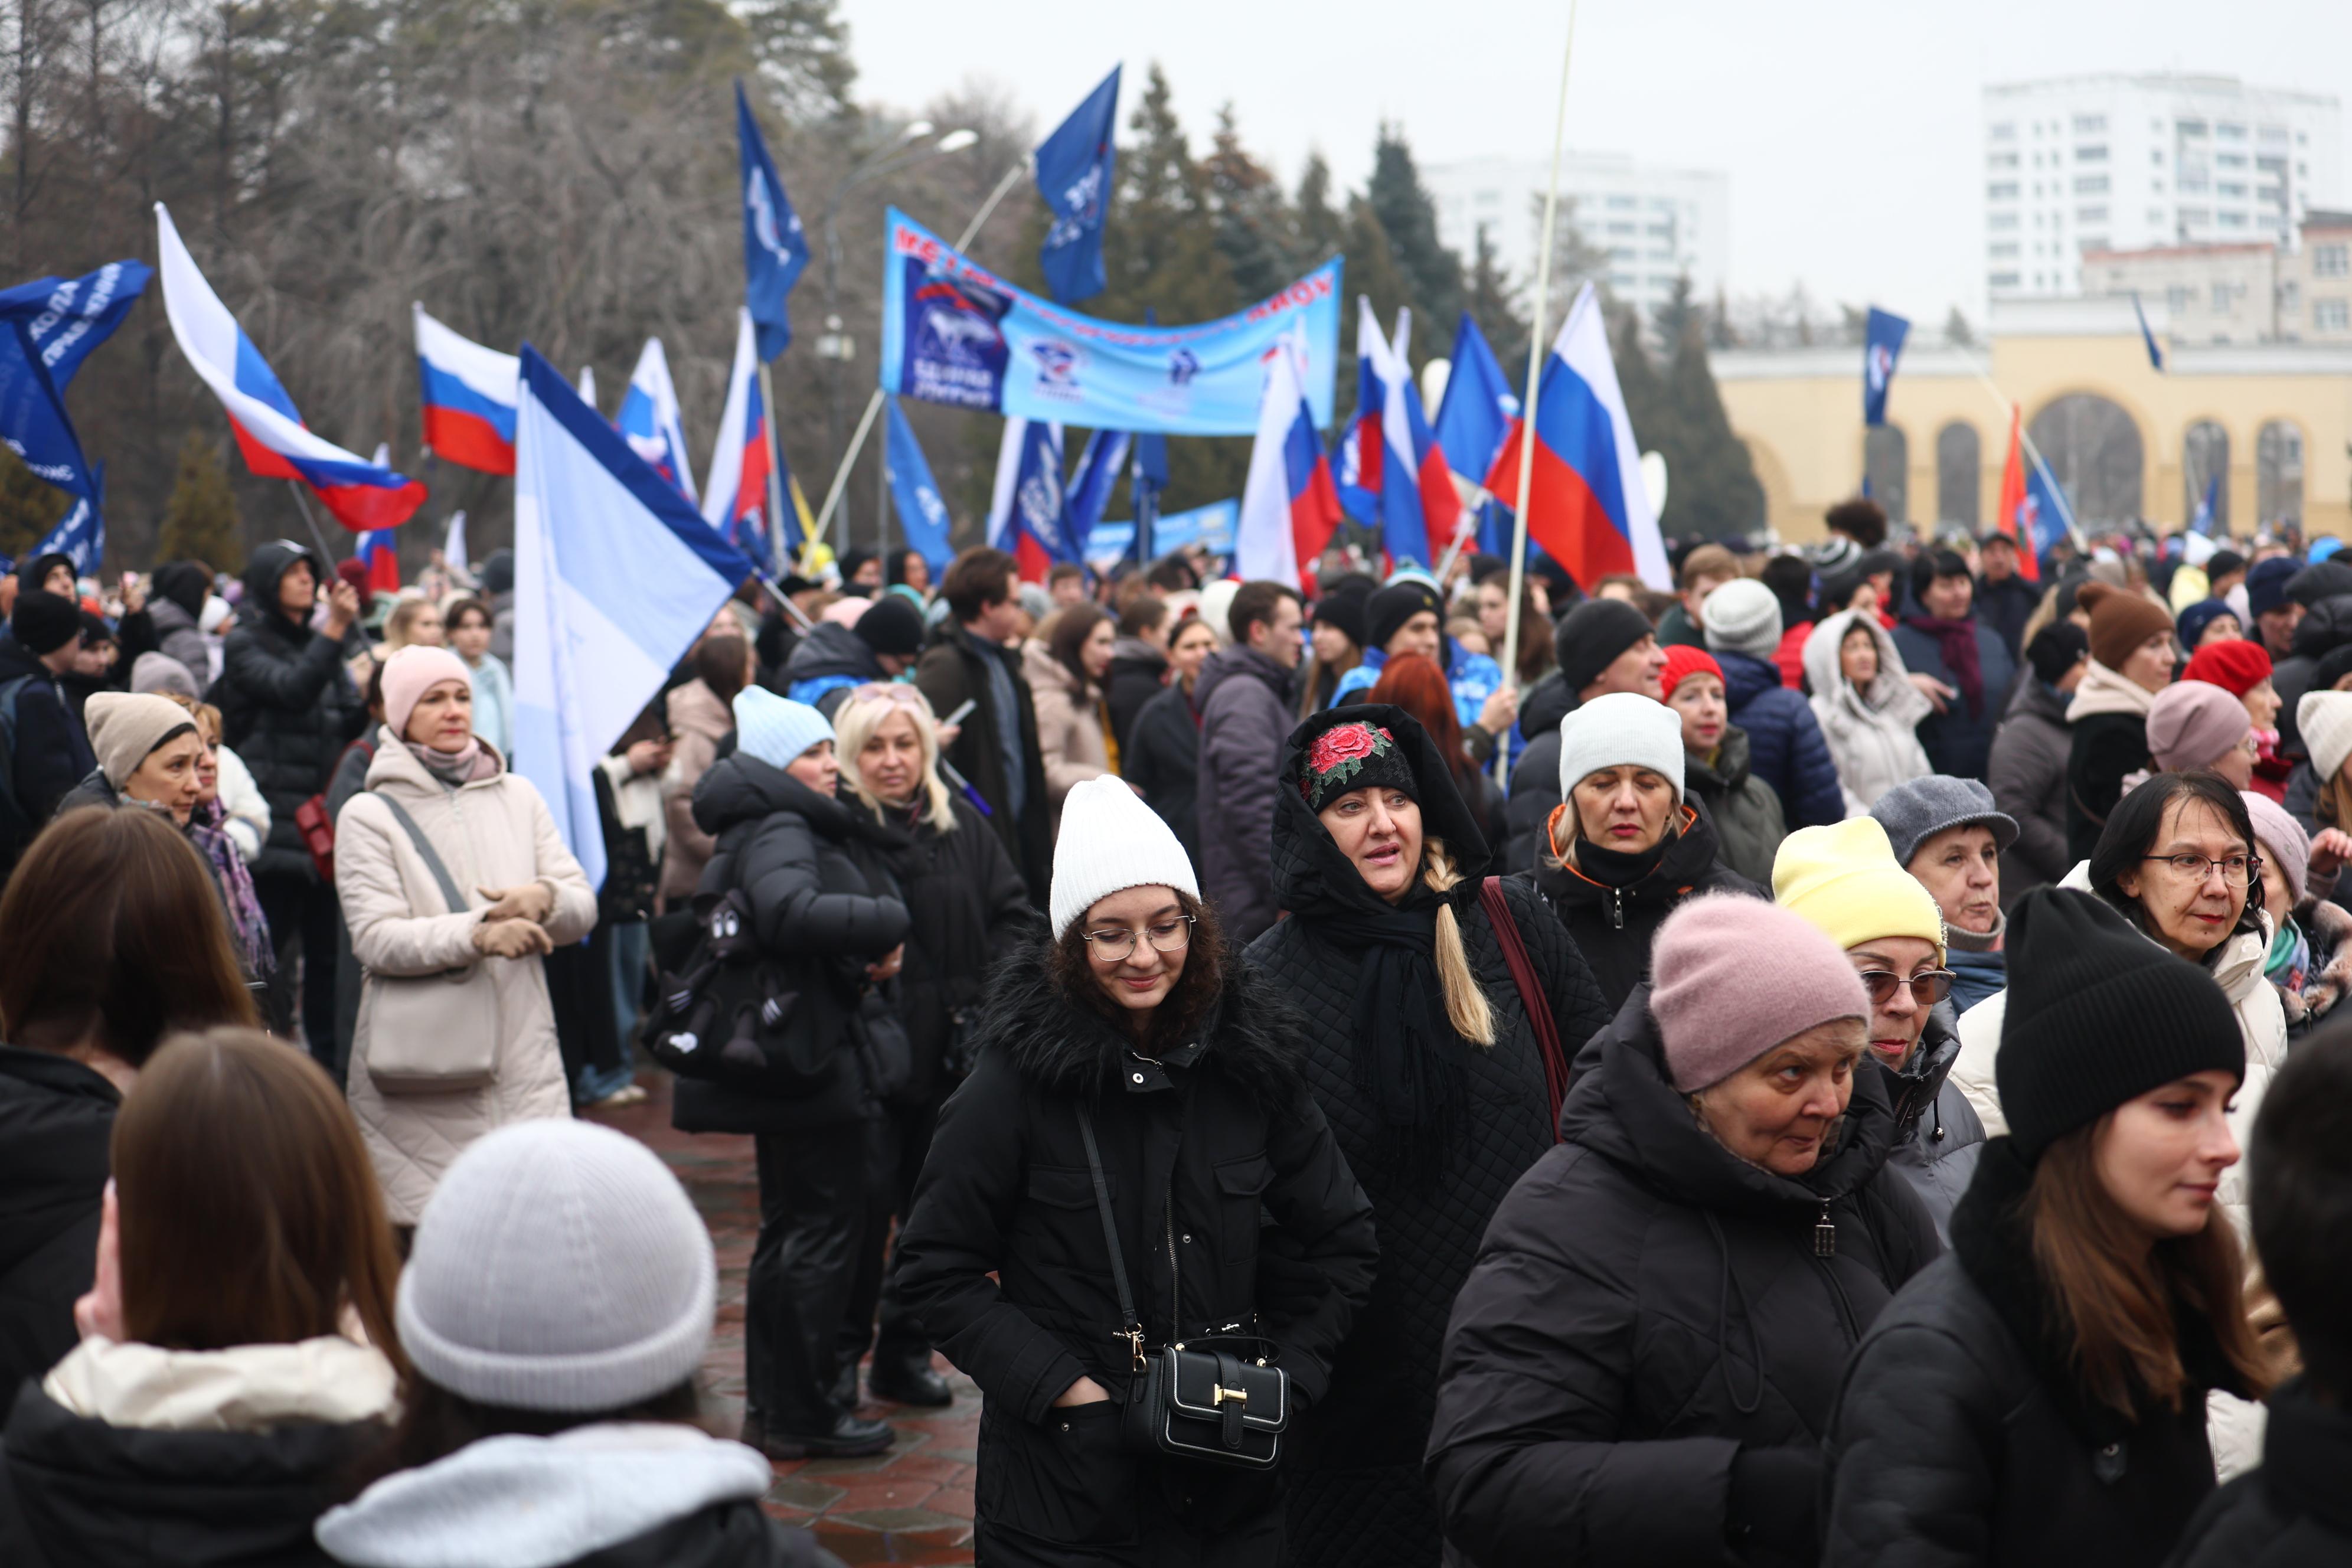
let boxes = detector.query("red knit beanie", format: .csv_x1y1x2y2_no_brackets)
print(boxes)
2181,638,2273,697
1658,645,1724,698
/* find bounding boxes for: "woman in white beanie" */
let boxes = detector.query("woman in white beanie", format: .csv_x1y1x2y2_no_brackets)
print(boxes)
317,1119,842,1568
896,775,1378,1568
669,686,912,1462
334,646,595,1232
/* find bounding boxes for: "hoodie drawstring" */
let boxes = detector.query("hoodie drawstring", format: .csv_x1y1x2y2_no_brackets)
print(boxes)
1706,1213,1766,1417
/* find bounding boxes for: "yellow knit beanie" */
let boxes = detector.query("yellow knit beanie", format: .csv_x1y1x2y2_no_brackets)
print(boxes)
1771,817,1946,963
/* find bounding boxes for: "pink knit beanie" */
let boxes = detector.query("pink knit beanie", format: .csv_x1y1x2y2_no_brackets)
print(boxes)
2144,680,2250,772
1650,895,1872,1092
383,645,473,740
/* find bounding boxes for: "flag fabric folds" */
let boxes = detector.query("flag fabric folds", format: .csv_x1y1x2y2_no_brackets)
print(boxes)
2190,472,2220,537
414,306,521,475
701,308,785,567
1350,298,1459,567
444,509,469,578
1034,66,1121,305
618,338,698,504
2134,292,2166,371
1861,306,1908,427
1065,427,1132,551
0,261,148,499
987,417,1074,582
1434,311,1519,492
28,466,104,576
1994,405,2036,582
1236,338,1342,588
737,80,809,362
511,345,752,889
883,396,954,573
355,528,400,596
1482,282,1670,590
157,204,425,532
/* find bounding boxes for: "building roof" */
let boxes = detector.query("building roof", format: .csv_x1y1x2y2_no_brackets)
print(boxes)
2083,242,2275,264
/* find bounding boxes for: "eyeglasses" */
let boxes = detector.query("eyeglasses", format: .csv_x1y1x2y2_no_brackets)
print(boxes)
1082,916,1195,962
2142,852,2262,887
1855,969,1955,1008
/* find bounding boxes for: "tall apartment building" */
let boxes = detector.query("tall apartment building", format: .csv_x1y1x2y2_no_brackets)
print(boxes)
1984,73,2343,301
1422,152,1730,328
2080,210,2352,343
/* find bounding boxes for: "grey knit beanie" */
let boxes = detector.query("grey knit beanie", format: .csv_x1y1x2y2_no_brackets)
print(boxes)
1700,578,1783,661
397,1119,717,1413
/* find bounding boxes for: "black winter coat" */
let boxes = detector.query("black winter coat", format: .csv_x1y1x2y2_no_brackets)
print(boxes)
1105,640,1170,756
1125,681,1204,873
2272,592,2352,761
0,1384,376,1567
671,753,913,1136
0,630,94,881
2067,710,2151,863
1244,707,1612,1568
211,543,365,881
0,1048,115,1421
1975,572,2040,659
1426,989,1939,1568
2167,1377,2352,1568
1195,646,1298,943
1500,671,1576,873
1515,802,1765,1014
1684,725,1788,886
781,622,888,718
894,946,1379,1568
914,623,1053,900
1822,1138,2249,1568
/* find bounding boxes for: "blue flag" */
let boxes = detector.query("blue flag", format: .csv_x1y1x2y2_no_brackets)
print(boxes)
2134,292,2166,371
0,262,148,501
737,81,809,362
1035,67,1121,305
2190,471,2220,537
510,346,754,887
1066,427,1132,551
2023,462,2072,558
883,396,954,573
1434,311,1518,485
29,463,104,574
1861,306,1908,427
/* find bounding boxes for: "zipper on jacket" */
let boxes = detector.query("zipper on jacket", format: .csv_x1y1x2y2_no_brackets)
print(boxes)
1608,887,1625,930
1812,1199,1837,1257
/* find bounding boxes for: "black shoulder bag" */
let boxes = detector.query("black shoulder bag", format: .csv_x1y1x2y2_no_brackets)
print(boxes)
1074,1105,1289,1471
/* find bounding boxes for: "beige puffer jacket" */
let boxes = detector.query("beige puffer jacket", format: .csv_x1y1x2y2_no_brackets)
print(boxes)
335,730,595,1223
1022,638,1112,831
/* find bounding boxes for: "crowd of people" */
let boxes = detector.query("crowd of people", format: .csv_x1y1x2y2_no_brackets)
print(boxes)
1,501,2350,1568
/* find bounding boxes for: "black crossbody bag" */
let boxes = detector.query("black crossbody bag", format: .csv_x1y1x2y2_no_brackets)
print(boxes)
1075,1105,1289,1470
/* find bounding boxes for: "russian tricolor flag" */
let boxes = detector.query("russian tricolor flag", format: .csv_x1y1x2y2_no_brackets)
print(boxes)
1235,334,1341,589
355,528,400,596
700,308,781,566
616,337,697,504
1342,299,1459,567
414,306,520,475
1482,283,1670,590
156,204,426,533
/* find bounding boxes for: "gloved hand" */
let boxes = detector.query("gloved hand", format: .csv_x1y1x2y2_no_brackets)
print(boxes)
472,917,553,959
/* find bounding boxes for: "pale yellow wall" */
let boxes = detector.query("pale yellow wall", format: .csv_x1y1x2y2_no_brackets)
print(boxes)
1715,334,2352,544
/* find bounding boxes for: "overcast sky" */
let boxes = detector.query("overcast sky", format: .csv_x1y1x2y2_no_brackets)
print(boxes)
836,0,2352,328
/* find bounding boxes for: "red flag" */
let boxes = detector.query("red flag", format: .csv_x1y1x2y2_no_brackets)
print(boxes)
1994,404,2036,583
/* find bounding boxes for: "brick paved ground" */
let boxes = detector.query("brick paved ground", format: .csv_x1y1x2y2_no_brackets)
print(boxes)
586,1074,978,1566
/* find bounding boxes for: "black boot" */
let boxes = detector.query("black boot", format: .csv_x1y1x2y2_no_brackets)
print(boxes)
741,1408,893,1461
831,1361,861,1413
868,1354,953,1407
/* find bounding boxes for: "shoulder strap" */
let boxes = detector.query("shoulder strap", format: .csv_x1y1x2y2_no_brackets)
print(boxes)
1480,876,1568,1141
371,792,470,916
1076,1104,1146,1367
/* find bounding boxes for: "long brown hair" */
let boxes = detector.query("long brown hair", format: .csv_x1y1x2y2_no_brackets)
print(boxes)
1048,600,1111,696
0,809,257,1063
114,1028,404,1371
1047,888,1227,1056
2026,1121,2272,1416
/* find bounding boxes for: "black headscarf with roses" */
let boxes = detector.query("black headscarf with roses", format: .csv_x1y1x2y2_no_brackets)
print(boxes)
1272,704,1492,1187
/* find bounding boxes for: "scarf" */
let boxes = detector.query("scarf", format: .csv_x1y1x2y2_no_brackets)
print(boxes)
1904,614,1985,719
2267,914,2309,989
406,739,494,786
1297,884,1468,1190
1946,910,2007,952
187,799,272,978
1572,832,1671,889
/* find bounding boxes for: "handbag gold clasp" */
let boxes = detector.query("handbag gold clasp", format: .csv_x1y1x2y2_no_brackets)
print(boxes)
1212,1384,1247,1407
1118,1327,1145,1371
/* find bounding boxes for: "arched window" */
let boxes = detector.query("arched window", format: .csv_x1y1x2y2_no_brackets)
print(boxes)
2027,394,2144,527
1864,426,1909,523
2184,421,2230,531
2258,420,2304,527
1936,422,1981,528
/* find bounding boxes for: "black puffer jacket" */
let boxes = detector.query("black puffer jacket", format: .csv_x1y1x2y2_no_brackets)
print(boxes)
1514,802,1766,1014
895,946,1379,1568
2273,592,2352,762
1105,638,1168,756
1124,681,1203,873
2167,1377,2352,1568
210,543,365,880
1426,988,1939,1568
780,622,887,718
1244,704,1612,1568
0,1384,376,1567
0,1048,115,1421
671,753,913,1137
0,629,94,881
1822,1138,2251,1568
1877,1005,1985,1243
1500,670,1575,871
1684,724,1786,886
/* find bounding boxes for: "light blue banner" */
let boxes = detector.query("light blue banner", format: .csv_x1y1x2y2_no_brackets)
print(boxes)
1086,498,1238,567
880,207,1340,436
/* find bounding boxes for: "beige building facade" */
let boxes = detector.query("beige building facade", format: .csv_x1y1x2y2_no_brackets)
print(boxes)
1711,296,2352,544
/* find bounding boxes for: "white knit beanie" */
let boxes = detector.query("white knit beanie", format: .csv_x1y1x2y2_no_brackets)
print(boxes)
1701,577,1783,662
1559,691,1685,803
2299,690,2352,786
1049,774,1201,937
397,1120,717,1413
732,685,834,771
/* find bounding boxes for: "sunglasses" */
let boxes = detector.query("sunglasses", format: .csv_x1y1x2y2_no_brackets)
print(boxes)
1855,969,1955,1008
847,682,931,711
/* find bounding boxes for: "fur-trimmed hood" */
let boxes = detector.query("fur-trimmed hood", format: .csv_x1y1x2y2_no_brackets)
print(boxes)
969,938,1306,1105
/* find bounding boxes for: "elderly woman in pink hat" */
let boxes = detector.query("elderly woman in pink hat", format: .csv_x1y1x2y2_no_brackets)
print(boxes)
332,645,596,1227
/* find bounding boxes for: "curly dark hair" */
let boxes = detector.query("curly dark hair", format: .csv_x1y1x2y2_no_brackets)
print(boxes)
1825,496,1889,550
1046,889,1227,1056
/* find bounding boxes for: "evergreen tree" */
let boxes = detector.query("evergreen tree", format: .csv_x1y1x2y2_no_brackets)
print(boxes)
1709,287,1738,350
0,449,68,561
1203,104,1299,302
1366,123,1461,367
1294,153,1347,263
1944,305,1975,347
1607,304,1669,474
1465,223,1528,381
157,432,241,570
1660,316,1766,540
1650,275,1703,356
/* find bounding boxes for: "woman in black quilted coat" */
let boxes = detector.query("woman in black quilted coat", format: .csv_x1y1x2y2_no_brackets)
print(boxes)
1245,705,1611,1568
1426,896,1939,1568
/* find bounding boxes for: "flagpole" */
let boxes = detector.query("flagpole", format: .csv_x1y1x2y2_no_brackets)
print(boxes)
283,481,340,566
755,358,793,573
1961,357,2087,551
1497,0,1581,786
809,159,1032,557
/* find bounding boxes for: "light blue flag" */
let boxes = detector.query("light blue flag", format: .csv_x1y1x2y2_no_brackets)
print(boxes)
511,347,753,888
883,395,953,572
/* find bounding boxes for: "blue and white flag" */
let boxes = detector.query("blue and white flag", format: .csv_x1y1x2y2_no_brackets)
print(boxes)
737,80,809,362
510,346,753,888
1066,427,1132,549
986,417,1082,575
1,260,150,387
2022,462,2073,558
0,262,148,500
616,337,697,504
2190,472,2220,537
2133,292,2166,372
883,396,954,573
28,463,104,574
1861,306,1908,427
1035,67,1121,305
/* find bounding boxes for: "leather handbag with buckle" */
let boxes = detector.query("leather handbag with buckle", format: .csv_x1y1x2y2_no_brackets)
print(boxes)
1076,1106,1288,1471
359,792,501,1094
